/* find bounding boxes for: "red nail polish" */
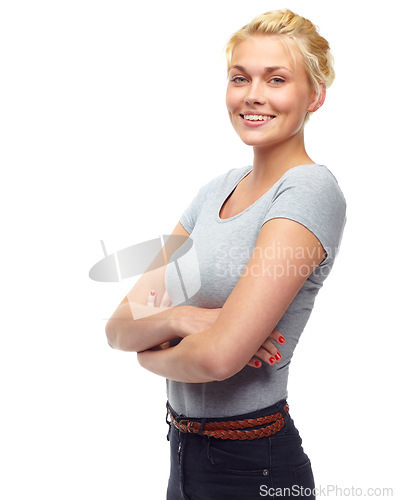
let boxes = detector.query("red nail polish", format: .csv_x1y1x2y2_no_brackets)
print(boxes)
278,336,285,344
275,352,281,360
269,357,275,364
254,360,261,367
150,290,156,296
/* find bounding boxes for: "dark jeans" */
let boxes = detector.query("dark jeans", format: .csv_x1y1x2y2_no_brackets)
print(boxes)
166,399,315,500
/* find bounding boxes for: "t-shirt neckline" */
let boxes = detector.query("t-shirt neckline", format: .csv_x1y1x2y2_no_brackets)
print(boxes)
216,163,321,224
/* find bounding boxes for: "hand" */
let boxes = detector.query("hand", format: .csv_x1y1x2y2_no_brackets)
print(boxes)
246,329,285,368
146,289,172,308
176,305,222,337
147,289,222,338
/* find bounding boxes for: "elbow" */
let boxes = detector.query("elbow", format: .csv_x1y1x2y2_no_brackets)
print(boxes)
205,340,248,381
209,361,238,382
105,319,136,352
177,330,242,382
195,343,239,382
105,319,117,349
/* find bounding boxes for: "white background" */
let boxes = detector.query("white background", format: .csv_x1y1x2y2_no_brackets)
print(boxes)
1,0,394,498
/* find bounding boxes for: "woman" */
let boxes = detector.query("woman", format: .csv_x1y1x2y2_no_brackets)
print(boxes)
106,9,346,499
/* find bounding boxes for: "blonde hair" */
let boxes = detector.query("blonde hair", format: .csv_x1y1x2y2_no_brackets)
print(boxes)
225,9,335,118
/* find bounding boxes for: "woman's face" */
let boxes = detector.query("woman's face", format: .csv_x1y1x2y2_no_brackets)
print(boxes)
226,35,317,149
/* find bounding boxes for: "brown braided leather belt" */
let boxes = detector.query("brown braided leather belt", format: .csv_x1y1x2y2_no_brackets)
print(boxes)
168,403,289,441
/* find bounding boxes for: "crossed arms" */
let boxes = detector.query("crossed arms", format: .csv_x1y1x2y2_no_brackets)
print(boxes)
105,217,325,383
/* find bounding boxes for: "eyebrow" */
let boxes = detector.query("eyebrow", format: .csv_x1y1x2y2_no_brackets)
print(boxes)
228,64,291,74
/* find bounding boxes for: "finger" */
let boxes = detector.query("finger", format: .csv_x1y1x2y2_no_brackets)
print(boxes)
147,290,156,307
247,357,263,368
254,346,281,366
261,338,278,356
268,328,285,345
159,289,172,308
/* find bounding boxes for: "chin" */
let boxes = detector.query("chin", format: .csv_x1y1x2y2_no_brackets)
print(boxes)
237,135,272,147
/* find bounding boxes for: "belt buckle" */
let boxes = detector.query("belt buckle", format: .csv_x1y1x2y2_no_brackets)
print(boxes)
178,419,191,433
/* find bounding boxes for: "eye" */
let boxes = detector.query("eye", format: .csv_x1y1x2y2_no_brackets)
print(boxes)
230,76,248,84
269,77,285,85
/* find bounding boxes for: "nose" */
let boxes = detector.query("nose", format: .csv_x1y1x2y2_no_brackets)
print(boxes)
244,82,266,106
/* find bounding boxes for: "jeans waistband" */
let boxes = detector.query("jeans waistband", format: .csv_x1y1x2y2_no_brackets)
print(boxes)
166,399,290,440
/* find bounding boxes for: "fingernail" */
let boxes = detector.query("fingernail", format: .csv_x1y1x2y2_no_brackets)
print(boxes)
254,360,261,367
278,336,285,344
275,352,281,360
269,357,275,364
149,290,156,296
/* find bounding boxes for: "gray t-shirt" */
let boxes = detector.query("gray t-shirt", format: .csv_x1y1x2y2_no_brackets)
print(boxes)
165,164,347,417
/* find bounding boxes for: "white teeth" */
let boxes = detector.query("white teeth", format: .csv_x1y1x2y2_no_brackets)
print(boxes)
244,114,274,121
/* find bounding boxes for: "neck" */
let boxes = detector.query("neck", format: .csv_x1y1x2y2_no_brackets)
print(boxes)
250,132,314,188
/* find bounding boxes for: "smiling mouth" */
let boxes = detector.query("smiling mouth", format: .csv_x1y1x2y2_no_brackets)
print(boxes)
241,114,276,122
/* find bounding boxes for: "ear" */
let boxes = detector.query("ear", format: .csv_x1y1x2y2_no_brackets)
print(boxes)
307,82,326,113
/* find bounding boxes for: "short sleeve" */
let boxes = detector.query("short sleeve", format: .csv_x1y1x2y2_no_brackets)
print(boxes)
261,165,347,266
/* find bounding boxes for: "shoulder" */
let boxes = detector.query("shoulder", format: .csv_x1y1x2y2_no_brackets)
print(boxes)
283,164,346,202
264,164,347,264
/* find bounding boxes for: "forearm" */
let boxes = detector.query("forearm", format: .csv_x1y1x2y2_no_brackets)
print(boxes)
137,330,219,383
107,299,222,353
136,316,285,380
106,302,184,352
